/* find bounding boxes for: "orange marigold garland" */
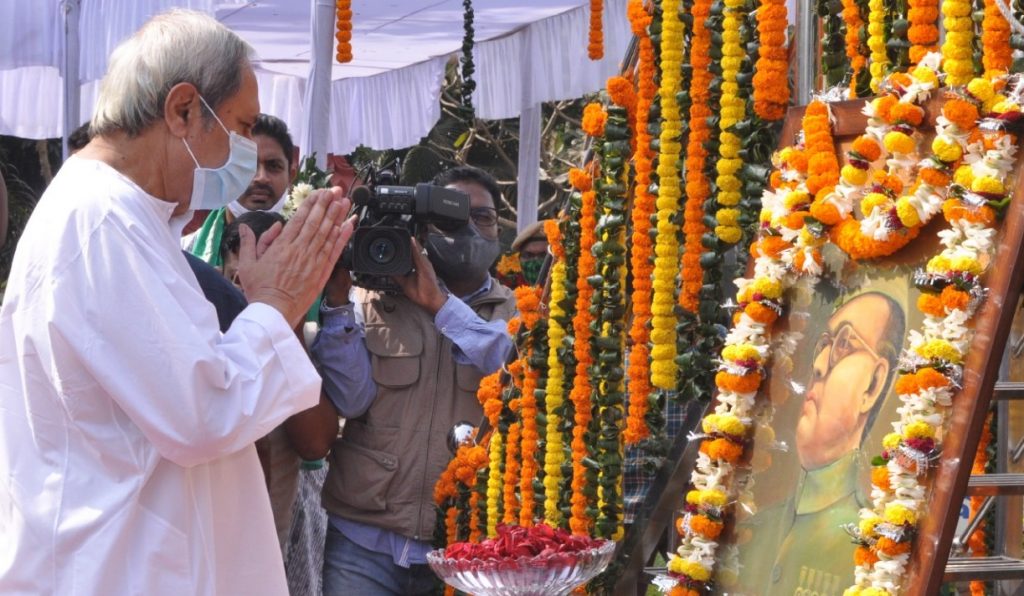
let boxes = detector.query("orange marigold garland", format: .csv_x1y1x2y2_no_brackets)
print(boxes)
842,0,871,96
515,286,544,527
569,185,598,536
625,0,658,445
753,0,791,120
588,0,603,60
908,0,940,65
982,0,1013,76
680,0,715,315
335,0,353,63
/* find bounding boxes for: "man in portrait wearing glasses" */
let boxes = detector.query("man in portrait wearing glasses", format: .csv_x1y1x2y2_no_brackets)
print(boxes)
311,165,516,595
762,290,906,595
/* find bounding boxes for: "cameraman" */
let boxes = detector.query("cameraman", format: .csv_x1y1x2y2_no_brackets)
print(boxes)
312,166,516,595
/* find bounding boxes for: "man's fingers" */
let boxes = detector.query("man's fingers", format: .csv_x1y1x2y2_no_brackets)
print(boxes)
237,224,256,265
256,221,283,259
295,187,346,248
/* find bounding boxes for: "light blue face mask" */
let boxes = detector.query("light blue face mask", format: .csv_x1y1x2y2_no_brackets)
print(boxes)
181,95,258,211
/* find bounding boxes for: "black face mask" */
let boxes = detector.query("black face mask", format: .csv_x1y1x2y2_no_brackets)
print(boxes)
426,225,500,284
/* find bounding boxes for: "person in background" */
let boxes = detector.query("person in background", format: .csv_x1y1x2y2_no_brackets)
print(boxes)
68,122,92,154
185,113,298,266
313,165,517,595
510,219,550,286
0,10,352,594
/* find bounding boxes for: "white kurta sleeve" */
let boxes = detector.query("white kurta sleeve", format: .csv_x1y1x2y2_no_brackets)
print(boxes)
42,217,321,469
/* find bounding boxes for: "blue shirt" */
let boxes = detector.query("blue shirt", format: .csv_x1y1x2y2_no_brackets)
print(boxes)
310,279,512,567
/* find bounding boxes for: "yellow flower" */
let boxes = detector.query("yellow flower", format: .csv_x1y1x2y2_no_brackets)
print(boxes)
967,78,995,102
716,414,747,437
752,278,783,299
883,432,903,450
895,197,921,227
903,420,936,440
841,164,870,186
911,65,939,86
993,99,1021,114
884,131,915,155
718,191,742,206
950,255,984,275
722,344,761,362
953,165,974,187
915,338,963,363
931,135,963,162
861,192,889,215
784,190,811,209
971,175,1005,195
883,503,918,526
859,514,882,535
668,557,713,582
716,225,743,244
717,208,740,227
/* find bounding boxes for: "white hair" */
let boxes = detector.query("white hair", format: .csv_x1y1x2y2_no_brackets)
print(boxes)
91,9,253,137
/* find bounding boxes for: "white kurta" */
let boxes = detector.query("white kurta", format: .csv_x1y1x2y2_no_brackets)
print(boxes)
0,157,320,595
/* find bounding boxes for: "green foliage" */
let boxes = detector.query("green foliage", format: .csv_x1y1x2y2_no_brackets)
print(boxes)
294,154,334,189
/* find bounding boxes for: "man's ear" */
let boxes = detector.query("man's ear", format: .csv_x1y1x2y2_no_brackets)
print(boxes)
164,82,201,139
861,359,889,415
289,160,299,185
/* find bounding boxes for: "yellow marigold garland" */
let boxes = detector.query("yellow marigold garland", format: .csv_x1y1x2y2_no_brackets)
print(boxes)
651,0,684,389
868,0,889,92
942,0,975,85
714,0,746,245
485,430,503,536
542,221,568,523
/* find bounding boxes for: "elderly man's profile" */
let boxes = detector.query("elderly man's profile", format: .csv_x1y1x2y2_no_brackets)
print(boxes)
735,289,907,595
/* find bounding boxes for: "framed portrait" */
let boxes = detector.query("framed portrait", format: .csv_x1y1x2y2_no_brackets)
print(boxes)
707,99,1024,596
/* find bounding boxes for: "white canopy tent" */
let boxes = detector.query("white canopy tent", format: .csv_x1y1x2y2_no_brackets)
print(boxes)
0,0,631,230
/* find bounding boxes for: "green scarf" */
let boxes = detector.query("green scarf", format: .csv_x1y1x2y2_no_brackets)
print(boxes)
189,208,229,267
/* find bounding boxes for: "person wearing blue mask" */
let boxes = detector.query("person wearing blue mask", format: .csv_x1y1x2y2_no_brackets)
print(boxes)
184,113,299,267
0,10,352,596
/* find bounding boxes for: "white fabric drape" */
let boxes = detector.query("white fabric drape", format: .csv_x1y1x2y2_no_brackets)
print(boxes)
1,0,634,157
516,104,541,233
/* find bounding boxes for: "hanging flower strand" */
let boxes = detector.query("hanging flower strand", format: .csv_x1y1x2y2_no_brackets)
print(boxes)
460,0,477,118
650,0,684,390
335,0,353,63
588,0,604,60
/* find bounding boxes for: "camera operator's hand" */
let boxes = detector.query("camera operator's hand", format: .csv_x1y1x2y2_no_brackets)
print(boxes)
324,264,353,307
393,237,448,316
237,187,354,327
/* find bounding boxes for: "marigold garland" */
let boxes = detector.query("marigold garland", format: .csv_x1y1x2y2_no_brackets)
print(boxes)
846,76,1014,595
942,0,976,85
714,0,747,245
588,0,603,60
569,186,598,536
542,222,569,523
678,0,714,317
982,0,1013,76
334,0,353,63
651,0,684,389
501,421,521,525
868,0,889,92
485,429,504,536
753,0,791,120
843,0,870,96
908,0,940,65
624,0,658,444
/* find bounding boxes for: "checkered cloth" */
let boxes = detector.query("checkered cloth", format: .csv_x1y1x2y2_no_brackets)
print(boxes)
622,396,689,525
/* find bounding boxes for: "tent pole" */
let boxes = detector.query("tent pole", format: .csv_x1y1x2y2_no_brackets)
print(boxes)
62,0,81,160
516,104,542,233
302,0,336,168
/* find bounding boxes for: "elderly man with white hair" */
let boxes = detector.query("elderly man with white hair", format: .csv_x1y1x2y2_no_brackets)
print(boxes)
0,10,352,595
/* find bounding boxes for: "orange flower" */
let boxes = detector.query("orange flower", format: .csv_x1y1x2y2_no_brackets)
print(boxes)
873,95,898,122
942,98,981,131
607,75,637,112
810,200,842,226
855,545,880,567
582,103,608,137
745,302,780,325
871,465,891,492
943,199,996,226
917,293,945,317
920,167,951,187
568,168,593,192
751,236,790,259
753,0,790,120
941,285,971,312
891,103,925,126
852,135,882,161
715,371,763,394
842,0,868,95
689,514,725,539
700,438,745,463
876,537,913,556
983,0,1012,76
588,0,603,60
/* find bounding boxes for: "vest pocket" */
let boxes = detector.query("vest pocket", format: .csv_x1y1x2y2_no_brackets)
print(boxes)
333,438,399,512
365,323,422,388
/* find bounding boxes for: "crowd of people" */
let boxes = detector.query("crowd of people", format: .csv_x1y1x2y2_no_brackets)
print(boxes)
0,9,530,596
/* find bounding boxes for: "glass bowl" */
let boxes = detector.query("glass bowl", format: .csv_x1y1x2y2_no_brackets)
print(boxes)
427,540,616,596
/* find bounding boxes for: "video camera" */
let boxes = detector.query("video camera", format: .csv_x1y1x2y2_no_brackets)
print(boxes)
340,167,470,292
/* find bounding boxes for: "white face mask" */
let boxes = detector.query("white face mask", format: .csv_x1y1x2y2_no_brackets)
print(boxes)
181,95,258,211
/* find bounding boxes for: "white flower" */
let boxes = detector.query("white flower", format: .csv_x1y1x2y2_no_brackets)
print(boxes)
284,182,315,216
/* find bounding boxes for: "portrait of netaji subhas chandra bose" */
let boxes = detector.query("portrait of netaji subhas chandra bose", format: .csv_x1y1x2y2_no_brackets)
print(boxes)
731,273,916,596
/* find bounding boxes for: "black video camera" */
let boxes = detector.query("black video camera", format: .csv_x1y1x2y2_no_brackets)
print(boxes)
340,169,470,292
